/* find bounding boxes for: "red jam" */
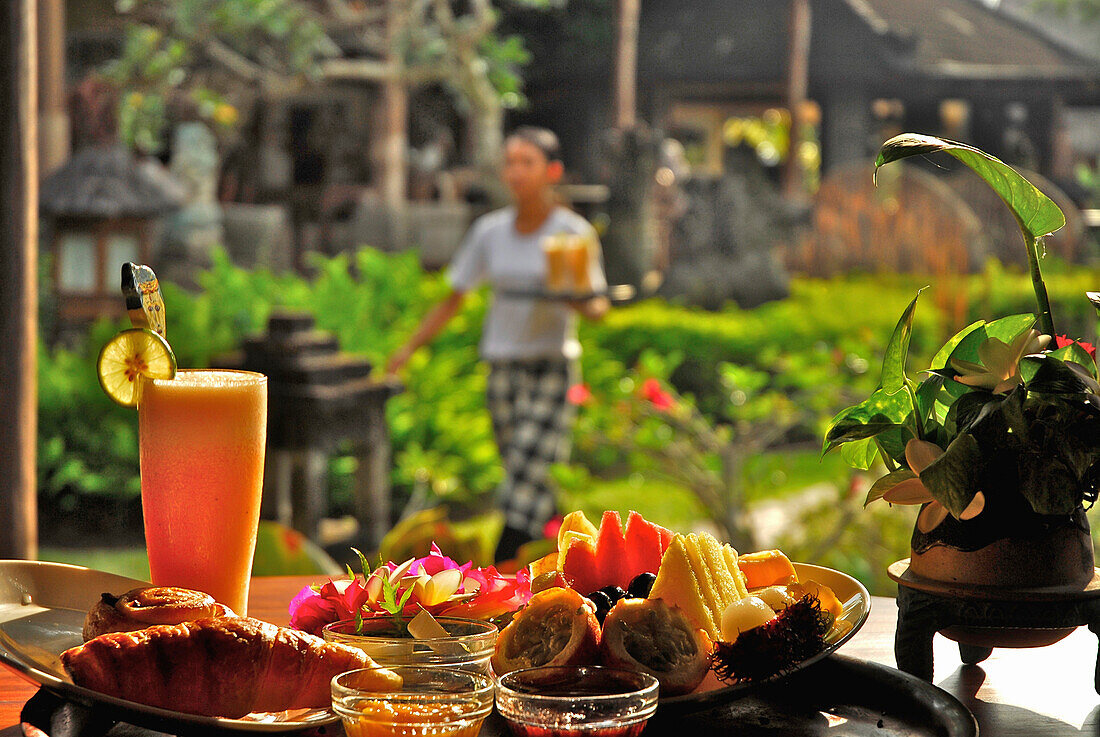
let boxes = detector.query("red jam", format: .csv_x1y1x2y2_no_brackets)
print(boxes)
504,722,647,737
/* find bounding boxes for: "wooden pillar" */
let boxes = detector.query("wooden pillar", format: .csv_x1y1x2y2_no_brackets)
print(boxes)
783,0,811,198
0,0,39,560
380,0,408,246
353,394,394,550
613,0,641,130
821,86,870,173
37,0,67,178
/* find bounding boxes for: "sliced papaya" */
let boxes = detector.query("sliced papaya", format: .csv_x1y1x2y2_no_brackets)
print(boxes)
738,549,798,589
788,579,843,620
557,510,598,550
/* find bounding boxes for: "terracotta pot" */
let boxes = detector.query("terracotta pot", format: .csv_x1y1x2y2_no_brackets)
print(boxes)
908,504,1094,648
908,505,1094,589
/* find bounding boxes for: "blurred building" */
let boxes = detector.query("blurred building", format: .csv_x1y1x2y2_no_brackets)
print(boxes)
509,0,1100,187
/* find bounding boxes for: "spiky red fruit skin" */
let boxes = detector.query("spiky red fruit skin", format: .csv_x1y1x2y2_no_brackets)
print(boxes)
492,588,601,675
711,596,831,683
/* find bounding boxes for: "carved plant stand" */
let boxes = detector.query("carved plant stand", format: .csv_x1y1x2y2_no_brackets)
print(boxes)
890,560,1100,692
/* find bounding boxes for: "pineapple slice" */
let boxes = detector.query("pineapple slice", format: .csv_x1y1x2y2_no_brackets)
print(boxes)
722,545,750,599
648,535,718,637
649,532,748,640
694,533,744,623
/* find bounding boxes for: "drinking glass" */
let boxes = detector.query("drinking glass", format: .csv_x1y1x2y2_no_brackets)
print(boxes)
138,369,267,615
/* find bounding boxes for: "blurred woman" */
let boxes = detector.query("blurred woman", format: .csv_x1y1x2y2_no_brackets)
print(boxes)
387,127,608,560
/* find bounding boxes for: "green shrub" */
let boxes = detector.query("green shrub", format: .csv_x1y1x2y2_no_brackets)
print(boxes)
37,249,1100,554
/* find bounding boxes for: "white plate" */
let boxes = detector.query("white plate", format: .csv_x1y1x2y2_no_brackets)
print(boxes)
0,560,336,733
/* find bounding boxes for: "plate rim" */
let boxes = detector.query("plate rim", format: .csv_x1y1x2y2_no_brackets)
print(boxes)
656,561,872,711
0,559,338,733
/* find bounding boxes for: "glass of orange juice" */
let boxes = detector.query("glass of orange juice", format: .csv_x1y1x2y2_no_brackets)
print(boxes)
563,234,593,294
138,369,268,616
541,234,569,292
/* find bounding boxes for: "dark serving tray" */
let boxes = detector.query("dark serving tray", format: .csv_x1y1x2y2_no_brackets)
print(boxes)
498,284,636,302
23,654,976,737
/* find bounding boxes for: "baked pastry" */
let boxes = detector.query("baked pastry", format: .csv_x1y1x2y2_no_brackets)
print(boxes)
82,587,235,641
61,617,397,717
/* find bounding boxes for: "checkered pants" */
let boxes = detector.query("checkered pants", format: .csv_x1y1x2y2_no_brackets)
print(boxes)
487,359,577,542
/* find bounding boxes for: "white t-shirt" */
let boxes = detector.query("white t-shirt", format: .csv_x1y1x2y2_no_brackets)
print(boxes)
448,206,607,361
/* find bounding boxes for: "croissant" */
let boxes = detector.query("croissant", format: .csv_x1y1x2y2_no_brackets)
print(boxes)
61,617,399,718
82,587,235,641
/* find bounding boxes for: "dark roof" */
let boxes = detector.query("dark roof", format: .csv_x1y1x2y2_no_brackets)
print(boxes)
851,0,1100,80
993,0,1100,64
39,145,183,219
634,0,1100,88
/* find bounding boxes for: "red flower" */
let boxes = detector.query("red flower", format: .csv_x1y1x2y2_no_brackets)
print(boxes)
542,515,563,540
566,383,592,406
1055,335,1097,360
288,577,373,636
641,378,675,411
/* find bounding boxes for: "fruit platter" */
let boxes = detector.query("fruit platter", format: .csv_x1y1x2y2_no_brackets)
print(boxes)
289,510,868,709
489,510,869,710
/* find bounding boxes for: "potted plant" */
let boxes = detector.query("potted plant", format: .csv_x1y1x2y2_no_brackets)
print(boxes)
825,134,1100,592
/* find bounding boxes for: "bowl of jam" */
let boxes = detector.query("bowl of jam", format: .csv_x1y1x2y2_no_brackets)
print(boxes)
331,666,494,737
495,666,659,737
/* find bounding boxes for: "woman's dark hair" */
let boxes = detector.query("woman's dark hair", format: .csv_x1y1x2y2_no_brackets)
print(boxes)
506,126,562,163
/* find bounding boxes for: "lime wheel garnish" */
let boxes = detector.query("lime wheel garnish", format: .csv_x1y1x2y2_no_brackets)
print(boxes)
96,328,177,407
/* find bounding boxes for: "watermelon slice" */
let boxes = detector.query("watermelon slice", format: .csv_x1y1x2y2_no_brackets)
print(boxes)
560,510,675,595
594,511,629,588
559,534,602,595
623,510,668,575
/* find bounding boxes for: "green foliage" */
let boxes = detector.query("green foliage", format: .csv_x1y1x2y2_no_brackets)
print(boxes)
875,134,1066,240
106,0,332,153
833,138,1100,521
877,133,1064,336
37,248,1100,584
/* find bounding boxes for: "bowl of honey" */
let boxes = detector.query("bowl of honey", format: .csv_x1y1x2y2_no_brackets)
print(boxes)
332,666,494,737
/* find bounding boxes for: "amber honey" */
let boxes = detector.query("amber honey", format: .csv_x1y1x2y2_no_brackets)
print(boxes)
343,699,486,737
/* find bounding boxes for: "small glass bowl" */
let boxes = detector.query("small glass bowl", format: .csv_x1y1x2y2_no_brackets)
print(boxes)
496,666,659,737
322,617,498,673
332,666,494,737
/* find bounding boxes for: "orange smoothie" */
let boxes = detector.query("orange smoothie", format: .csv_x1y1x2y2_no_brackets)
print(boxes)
138,370,267,615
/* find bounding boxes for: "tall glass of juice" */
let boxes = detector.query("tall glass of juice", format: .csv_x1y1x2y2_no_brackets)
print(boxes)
138,369,267,615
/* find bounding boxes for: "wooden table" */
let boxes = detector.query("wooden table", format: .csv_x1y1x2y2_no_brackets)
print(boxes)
1,577,1099,735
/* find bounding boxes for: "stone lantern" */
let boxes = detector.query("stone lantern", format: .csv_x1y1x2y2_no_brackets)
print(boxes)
39,145,182,326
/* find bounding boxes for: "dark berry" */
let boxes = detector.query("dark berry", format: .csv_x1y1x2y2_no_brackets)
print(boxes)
599,585,627,603
627,572,657,598
587,590,612,620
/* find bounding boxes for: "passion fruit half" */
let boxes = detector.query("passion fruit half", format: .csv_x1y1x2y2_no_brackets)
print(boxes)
491,587,601,675
599,598,711,696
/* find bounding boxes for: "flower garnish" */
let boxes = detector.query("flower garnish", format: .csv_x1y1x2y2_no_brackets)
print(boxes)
288,542,532,636
950,328,1050,394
